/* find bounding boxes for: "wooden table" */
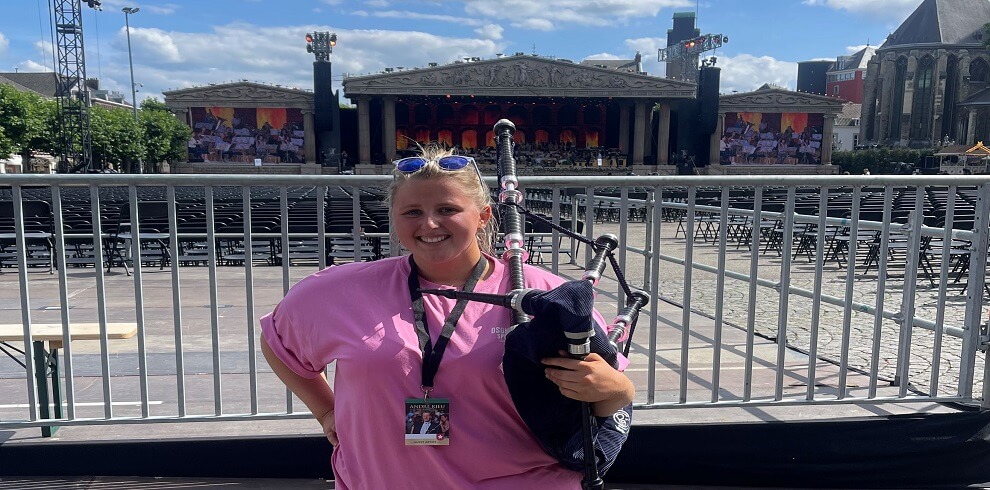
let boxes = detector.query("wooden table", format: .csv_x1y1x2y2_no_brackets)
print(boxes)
0,322,137,436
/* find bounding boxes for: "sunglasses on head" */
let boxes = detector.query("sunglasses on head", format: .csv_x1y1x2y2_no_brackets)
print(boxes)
394,155,475,172
393,155,488,189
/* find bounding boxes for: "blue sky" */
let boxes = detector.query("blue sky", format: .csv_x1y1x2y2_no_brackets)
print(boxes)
0,0,923,105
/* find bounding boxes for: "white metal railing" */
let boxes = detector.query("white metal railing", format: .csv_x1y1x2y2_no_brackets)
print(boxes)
0,174,986,433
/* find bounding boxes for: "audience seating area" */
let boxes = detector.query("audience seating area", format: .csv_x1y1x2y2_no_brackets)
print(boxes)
0,186,391,272
0,184,985,298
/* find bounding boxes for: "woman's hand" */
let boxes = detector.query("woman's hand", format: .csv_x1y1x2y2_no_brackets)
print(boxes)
318,407,337,446
542,351,635,417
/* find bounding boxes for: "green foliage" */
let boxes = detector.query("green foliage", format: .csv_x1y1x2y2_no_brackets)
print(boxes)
832,147,935,174
140,97,170,113
0,84,56,158
89,105,143,170
141,105,189,164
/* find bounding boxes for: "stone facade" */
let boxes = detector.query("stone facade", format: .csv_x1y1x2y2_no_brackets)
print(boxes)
859,0,990,147
343,55,696,166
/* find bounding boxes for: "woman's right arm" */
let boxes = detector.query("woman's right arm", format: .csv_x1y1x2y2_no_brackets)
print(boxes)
261,335,338,445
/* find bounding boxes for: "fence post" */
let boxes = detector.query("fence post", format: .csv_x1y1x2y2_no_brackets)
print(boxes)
961,182,989,402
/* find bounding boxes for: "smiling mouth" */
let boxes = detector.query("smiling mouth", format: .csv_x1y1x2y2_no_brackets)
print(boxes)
419,235,449,244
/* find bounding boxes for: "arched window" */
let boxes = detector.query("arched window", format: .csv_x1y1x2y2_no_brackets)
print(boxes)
415,128,431,144
460,106,479,125
414,105,431,125
583,105,602,125
585,129,600,148
437,129,453,147
483,105,501,125
910,55,936,140
535,129,549,144
513,130,526,144
558,105,578,125
485,130,495,148
888,57,908,140
970,57,989,82
507,106,528,126
396,103,411,125
942,55,959,141
461,130,477,149
559,129,576,145
436,105,455,125
396,129,409,150
533,106,553,126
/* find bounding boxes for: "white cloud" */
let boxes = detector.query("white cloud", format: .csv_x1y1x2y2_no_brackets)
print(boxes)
625,37,666,76
475,24,504,40
846,44,871,53
716,53,798,93
465,0,692,29
584,53,623,60
125,27,182,63
803,0,920,19
99,0,179,15
96,23,500,103
0,33,8,57
14,60,52,72
512,18,555,31
358,10,485,26
365,0,390,6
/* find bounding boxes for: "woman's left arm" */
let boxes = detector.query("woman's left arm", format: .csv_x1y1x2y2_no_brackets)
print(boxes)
541,352,635,417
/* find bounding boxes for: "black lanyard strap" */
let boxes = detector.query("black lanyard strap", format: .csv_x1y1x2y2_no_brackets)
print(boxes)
408,257,487,394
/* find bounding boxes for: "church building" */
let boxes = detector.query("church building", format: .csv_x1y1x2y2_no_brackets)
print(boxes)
860,0,990,147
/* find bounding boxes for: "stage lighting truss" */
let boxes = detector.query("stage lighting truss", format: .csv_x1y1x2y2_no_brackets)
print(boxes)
658,34,728,62
306,31,337,63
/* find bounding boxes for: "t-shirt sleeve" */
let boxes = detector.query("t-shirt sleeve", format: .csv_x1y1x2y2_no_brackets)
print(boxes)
260,292,326,379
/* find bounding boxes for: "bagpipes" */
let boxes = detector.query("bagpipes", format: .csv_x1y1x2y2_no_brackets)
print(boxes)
420,120,649,489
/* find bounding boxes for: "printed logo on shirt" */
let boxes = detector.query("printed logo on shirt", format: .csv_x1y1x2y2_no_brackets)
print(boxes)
490,326,510,343
612,410,631,434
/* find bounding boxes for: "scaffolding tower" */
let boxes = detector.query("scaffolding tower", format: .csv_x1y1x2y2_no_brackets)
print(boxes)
52,0,96,173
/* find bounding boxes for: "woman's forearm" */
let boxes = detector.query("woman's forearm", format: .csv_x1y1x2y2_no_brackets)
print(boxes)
591,374,634,417
261,336,335,418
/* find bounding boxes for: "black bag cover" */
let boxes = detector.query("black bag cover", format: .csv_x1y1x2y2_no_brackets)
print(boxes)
503,279,632,474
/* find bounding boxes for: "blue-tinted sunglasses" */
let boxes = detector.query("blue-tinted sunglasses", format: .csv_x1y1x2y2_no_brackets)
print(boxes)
394,155,487,188
394,155,475,172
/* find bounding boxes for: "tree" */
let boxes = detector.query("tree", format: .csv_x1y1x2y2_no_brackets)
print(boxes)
0,84,33,157
89,105,143,171
140,98,190,164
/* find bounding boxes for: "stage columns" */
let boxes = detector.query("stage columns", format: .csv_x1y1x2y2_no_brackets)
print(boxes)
619,103,631,155
657,103,671,165
302,109,317,163
357,96,371,164
822,114,835,164
633,101,647,165
382,96,397,163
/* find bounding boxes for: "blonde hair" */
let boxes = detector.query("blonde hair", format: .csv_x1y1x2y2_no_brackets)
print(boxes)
387,144,497,255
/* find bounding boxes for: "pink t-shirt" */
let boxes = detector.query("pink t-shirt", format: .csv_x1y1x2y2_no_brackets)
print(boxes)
261,255,611,489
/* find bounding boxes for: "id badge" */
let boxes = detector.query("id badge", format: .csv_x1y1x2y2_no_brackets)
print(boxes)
404,398,450,446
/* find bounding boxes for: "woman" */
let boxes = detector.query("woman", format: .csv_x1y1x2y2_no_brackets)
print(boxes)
261,145,634,489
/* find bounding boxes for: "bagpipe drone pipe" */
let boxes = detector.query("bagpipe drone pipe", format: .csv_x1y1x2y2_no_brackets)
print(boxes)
420,119,649,490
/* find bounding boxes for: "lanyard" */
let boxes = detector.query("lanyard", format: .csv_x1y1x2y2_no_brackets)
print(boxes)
407,256,487,398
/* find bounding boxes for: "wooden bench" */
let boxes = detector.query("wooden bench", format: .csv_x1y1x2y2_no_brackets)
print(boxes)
0,322,137,436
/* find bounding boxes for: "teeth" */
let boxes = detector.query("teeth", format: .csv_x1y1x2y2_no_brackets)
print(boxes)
420,236,448,243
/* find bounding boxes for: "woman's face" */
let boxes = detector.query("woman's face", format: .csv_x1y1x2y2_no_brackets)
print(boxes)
392,176,491,272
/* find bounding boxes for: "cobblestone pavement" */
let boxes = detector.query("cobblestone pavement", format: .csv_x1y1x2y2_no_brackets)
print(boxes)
550,217,988,400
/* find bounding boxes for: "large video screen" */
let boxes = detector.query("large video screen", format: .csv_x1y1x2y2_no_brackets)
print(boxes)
720,112,825,165
187,107,305,163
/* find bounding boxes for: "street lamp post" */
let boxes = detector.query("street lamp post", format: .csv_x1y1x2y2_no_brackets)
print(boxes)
123,6,142,173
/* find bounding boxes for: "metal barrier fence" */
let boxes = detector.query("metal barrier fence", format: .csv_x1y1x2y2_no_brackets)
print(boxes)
0,173,987,432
